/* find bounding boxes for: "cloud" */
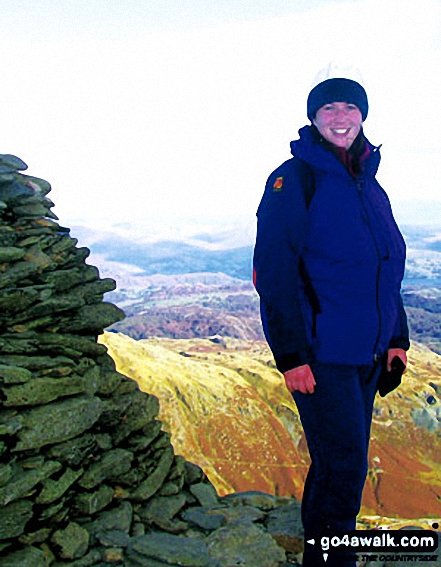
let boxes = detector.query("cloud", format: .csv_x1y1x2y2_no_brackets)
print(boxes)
0,0,440,225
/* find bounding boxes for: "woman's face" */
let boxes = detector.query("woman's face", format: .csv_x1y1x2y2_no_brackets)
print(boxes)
313,102,362,150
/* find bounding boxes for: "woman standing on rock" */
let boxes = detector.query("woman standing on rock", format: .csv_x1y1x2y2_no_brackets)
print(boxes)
253,76,409,567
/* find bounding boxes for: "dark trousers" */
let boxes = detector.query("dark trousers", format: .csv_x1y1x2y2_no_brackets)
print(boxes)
293,362,381,567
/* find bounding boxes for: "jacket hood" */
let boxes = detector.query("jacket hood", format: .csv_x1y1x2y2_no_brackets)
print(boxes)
290,125,381,177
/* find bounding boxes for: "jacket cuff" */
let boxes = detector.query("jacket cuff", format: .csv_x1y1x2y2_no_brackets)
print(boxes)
388,337,410,351
274,349,314,374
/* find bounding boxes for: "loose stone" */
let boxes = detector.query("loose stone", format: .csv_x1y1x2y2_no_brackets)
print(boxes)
36,467,84,504
207,520,286,567
51,522,90,560
0,500,33,540
127,532,212,566
75,484,115,515
0,545,47,567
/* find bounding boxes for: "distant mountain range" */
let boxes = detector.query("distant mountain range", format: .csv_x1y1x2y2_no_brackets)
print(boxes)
73,222,441,285
93,239,252,280
72,222,441,354
80,238,253,281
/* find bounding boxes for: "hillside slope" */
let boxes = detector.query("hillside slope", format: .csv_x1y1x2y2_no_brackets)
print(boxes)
100,332,441,520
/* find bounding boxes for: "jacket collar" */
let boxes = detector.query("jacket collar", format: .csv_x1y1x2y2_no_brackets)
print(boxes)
290,125,381,178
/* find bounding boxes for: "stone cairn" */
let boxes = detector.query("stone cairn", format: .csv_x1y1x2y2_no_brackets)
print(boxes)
0,155,303,566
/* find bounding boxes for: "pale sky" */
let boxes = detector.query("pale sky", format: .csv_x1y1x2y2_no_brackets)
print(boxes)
1,0,441,230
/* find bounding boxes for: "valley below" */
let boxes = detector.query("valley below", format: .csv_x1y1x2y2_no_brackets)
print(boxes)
100,332,441,524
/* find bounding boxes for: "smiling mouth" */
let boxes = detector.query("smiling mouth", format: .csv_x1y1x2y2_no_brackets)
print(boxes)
332,128,350,135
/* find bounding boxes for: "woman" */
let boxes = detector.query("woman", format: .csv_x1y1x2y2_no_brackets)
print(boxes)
253,77,409,566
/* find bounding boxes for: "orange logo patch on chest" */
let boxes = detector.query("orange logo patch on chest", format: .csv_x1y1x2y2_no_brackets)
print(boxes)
273,177,283,191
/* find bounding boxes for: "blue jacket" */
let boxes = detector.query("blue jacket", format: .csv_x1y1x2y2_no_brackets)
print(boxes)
253,125,409,372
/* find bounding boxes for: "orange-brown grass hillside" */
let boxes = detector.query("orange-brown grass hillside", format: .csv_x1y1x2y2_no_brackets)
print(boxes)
362,341,441,519
100,333,441,521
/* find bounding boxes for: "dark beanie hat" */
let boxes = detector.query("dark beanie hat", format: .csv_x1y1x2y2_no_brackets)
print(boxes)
307,78,368,122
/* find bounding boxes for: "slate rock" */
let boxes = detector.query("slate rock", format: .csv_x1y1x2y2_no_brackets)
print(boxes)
128,420,162,451
78,448,133,489
95,433,113,450
112,391,160,443
0,260,42,290
112,377,139,395
50,548,103,566
220,490,292,511
43,267,92,292
168,454,186,480
139,493,187,524
38,498,67,522
51,521,90,560
20,174,51,195
0,287,39,313
0,364,32,384
87,501,133,535
95,529,130,548
158,479,184,496
130,446,175,501
14,202,51,217
75,484,115,515
0,354,76,371
46,433,98,467
127,532,211,566
182,507,227,531
18,527,52,544
36,333,107,359
0,410,23,436
189,482,219,507
0,181,35,204
0,460,61,506
97,370,124,395
0,247,25,262
8,314,53,333
0,500,33,540
83,365,102,396
21,292,86,320
207,520,286,567
2,375,87,406
0,154,28,171
184,461,206,485
67,302,125,333
93,396,130,429
213,504,265,524
0,545,47,567
0,336,39,355
102,547,125,562
0,464,12,488
123,558,177,567
14,396,103,451
264,501,304,553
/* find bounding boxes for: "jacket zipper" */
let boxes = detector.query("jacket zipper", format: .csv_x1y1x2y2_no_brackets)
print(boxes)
356,178,383,362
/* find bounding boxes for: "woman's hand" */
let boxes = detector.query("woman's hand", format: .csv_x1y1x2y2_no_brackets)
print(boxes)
283,365,316,394
387,348,407,373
